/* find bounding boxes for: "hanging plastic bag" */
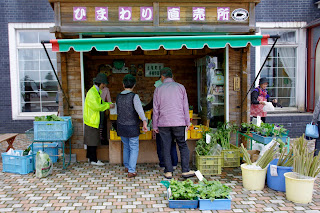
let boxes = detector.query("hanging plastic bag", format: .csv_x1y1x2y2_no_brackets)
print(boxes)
305,123,319,139
263,102,275,112
207,143,222,156
36,151,53,178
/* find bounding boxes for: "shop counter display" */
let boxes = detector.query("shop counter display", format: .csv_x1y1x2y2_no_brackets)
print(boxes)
109,138,198,164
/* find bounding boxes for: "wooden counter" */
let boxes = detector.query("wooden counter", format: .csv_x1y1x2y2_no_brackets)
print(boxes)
109,138,198,164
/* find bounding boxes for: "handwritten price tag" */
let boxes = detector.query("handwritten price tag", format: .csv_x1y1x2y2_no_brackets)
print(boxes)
270,165,278,176
195,170,204,181
206,134,211,144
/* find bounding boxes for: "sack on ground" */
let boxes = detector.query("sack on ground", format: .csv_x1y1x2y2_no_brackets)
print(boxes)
36,151,53,178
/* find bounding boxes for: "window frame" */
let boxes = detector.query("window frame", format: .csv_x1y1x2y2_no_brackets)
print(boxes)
255,22,307,112
9,23,56,120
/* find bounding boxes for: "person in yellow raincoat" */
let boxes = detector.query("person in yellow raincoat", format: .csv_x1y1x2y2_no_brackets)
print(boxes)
84,73,114,166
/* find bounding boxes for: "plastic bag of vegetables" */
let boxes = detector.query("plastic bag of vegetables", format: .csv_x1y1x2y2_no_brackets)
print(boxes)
36,151,53,178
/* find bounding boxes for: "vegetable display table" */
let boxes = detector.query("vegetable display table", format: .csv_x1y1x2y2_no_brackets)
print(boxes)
109,138,198,164
236,131,290,152
236,131,254,150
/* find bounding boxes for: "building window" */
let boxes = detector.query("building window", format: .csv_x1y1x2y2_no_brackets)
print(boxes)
9,23,57,120
260,30,297,107
256,23,306,110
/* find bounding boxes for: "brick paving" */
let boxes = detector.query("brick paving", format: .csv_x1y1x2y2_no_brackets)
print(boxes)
0,135,319,212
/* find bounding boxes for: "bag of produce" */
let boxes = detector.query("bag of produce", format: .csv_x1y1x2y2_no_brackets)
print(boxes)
36,151,53,178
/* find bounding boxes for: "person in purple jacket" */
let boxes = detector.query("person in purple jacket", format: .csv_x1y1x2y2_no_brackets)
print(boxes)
250,77,277,123
153,67,195,179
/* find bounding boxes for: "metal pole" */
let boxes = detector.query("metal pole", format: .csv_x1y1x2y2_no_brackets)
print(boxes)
41,41,73,109
237,35,280,108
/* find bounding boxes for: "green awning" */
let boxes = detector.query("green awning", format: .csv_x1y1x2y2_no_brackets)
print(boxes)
50,35,270,52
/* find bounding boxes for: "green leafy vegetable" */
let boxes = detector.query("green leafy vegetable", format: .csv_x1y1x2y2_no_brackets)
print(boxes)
212,122,238,150
169,179,198,200
35,115,64,122
197,179,232,201
168,179,232,201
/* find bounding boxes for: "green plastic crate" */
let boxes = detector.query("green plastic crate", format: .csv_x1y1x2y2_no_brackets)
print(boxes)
195,151,222,175
221,144,240,168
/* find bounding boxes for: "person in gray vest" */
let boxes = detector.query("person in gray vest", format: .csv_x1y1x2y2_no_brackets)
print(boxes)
312,96,320,156
116,74,148,178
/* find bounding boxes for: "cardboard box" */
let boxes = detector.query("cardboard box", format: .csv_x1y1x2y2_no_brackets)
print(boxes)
247,150,260,163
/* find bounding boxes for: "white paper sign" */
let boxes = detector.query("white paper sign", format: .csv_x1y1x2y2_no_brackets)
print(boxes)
185,127,188,141
167,187,172,198
270,164,278,176
110,103,117,115
206,133,211,144
195,170,204,181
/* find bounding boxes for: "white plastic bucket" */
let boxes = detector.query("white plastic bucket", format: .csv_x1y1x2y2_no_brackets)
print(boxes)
241,163,268,190
284,172,316,204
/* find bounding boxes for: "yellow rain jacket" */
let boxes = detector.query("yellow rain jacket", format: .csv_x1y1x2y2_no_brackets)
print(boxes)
84,86,111,128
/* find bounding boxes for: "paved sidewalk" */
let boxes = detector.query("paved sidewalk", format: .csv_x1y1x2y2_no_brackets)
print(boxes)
0,135,319,213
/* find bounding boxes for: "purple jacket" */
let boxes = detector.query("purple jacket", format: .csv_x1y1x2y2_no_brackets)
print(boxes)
152,78,190,130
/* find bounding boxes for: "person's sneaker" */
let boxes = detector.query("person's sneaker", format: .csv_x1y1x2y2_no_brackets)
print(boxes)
91,160,105,166
128,172,137,178
182,170,196,178
164,172,173,179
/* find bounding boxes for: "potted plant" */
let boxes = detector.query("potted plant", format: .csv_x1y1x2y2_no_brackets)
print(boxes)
240,142,277,190
240,122,252,134
165,179,199,209
197,179,232,210
284,136,320,204
251,123,288,144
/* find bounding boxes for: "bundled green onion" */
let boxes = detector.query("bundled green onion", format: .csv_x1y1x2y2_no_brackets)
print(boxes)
256,142,278,169
240,143,252,165
277,148,293,167
293,135,320,178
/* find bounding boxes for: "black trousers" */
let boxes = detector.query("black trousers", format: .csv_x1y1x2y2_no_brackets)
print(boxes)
86,146,97,162
158,126,190,173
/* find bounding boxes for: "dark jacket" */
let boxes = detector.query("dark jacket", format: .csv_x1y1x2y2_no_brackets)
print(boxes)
251,87,270,104
116,92,140,137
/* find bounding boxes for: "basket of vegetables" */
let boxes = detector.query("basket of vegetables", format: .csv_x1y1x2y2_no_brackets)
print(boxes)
33,115,73,141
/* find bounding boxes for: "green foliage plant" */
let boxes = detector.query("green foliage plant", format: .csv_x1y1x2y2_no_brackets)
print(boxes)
254,123,288,138
169,179,198,200
213,122,238,150
197,179,232,201
195,127,216,156
240,123,252,135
